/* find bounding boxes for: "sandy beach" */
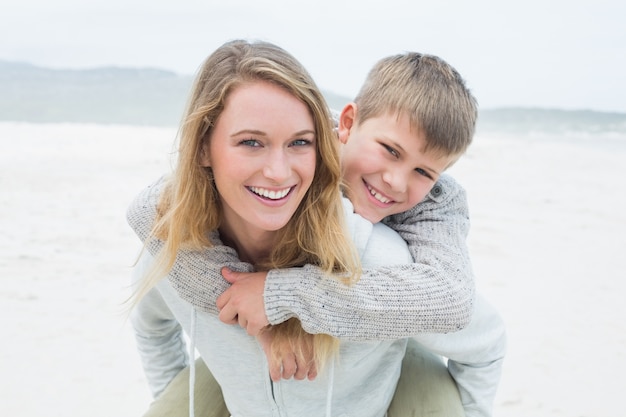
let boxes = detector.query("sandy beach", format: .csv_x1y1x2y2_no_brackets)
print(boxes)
1,122,624,417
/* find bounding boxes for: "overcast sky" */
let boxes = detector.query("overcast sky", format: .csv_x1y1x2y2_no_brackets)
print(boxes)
2,0,624,112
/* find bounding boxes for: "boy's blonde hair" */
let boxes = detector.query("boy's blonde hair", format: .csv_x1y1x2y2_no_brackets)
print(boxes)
355,52,477,160
134,39,360,367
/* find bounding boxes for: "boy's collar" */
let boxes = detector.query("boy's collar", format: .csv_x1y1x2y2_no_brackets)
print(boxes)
426,174,450,203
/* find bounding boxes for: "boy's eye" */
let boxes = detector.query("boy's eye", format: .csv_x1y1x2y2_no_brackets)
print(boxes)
382,143,399,158
415,167,433,180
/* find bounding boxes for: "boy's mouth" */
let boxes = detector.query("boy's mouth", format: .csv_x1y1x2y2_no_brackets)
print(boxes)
365,182,393,204
248,186,293,200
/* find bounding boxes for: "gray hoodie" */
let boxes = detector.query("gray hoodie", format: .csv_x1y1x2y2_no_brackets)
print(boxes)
131,197,505,417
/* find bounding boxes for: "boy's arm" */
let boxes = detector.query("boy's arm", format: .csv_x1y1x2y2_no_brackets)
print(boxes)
263,174,475,339
128,175,474,338
413,294,507,417
126,178,254,317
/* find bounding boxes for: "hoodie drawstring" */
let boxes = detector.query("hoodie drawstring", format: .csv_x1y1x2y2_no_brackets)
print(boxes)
325,358,335,417
189,306,197,417
188,304,336,417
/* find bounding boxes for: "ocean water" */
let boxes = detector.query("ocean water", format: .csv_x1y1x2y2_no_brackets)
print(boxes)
477,107,626,148
479,107,626,133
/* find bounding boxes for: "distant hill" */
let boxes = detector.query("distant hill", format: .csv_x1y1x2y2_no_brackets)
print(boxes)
0,60,193,126
0,60,351,126
1,60,625,134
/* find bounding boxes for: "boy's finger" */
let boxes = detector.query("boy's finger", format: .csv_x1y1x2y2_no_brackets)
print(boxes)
281,353,297,380
220,267,238,283
217,302,238,325
293,354,308,380
269,361,282,382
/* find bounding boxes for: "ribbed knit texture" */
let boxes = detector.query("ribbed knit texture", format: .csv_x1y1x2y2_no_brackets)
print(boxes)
126,174,475,340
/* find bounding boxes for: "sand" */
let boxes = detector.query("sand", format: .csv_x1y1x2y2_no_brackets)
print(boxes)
1,122,624,416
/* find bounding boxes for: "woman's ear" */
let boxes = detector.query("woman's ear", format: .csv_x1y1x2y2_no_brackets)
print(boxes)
338,103,357,144
199,140,211,167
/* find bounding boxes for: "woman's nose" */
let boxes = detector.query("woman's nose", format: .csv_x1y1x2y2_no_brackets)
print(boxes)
262,149,291,182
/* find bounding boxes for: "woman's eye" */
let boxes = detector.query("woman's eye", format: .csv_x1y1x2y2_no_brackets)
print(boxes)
240,139,261,147
290,139,313,147
382,144,399,158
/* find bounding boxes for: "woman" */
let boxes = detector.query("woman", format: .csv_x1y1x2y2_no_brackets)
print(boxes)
130,39,422,417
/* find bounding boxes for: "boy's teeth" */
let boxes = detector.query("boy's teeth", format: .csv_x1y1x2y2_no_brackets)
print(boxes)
368,185,391,203
250,186,290,200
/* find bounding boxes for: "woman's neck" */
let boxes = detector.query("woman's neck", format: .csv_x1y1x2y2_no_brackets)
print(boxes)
218,224,274,265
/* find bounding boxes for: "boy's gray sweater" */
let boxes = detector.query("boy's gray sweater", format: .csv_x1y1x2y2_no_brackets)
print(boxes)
127,174,475,338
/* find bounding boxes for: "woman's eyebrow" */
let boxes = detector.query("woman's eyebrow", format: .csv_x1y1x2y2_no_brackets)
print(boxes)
231,129,266,136
231,129,315,137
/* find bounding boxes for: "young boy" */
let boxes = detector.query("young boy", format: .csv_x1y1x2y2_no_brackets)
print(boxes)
128,52,505,417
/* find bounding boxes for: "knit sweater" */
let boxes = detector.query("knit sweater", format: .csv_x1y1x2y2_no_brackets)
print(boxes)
126,174,475,339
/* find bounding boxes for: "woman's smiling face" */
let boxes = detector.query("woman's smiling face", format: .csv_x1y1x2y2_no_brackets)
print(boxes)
201,80,317,242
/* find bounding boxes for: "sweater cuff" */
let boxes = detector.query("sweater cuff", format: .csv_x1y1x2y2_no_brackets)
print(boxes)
264,266,315,325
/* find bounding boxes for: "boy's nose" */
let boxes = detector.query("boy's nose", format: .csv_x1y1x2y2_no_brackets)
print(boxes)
382,170,407,193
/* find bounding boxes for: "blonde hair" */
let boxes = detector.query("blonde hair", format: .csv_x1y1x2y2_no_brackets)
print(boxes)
355,52,477,160
133,39,360,367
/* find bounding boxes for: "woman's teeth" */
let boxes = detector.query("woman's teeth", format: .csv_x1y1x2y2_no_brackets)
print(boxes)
249,186,291,200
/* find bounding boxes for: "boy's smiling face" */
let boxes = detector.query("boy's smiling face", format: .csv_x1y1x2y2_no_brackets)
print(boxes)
338,103,457,223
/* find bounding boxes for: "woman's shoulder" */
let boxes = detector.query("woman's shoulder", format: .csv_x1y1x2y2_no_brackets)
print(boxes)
341,197,411,266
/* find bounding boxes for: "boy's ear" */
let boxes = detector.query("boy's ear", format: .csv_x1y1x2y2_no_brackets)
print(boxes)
338,102,357,144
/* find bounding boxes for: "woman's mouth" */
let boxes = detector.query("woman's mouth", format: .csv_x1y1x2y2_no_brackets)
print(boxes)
248,186,293,200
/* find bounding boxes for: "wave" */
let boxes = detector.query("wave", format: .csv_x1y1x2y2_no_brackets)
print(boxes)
478,107,626,135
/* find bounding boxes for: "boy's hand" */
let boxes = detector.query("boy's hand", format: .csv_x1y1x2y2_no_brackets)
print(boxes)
217,268,270,336
257,328,318,382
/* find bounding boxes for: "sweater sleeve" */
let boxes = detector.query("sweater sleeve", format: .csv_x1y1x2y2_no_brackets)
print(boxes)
263,174,475,339
126,177,254,316
127,175,475,338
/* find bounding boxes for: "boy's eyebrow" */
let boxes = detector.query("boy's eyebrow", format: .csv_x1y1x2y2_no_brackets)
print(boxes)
391,139,442,177
423,165,443,176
